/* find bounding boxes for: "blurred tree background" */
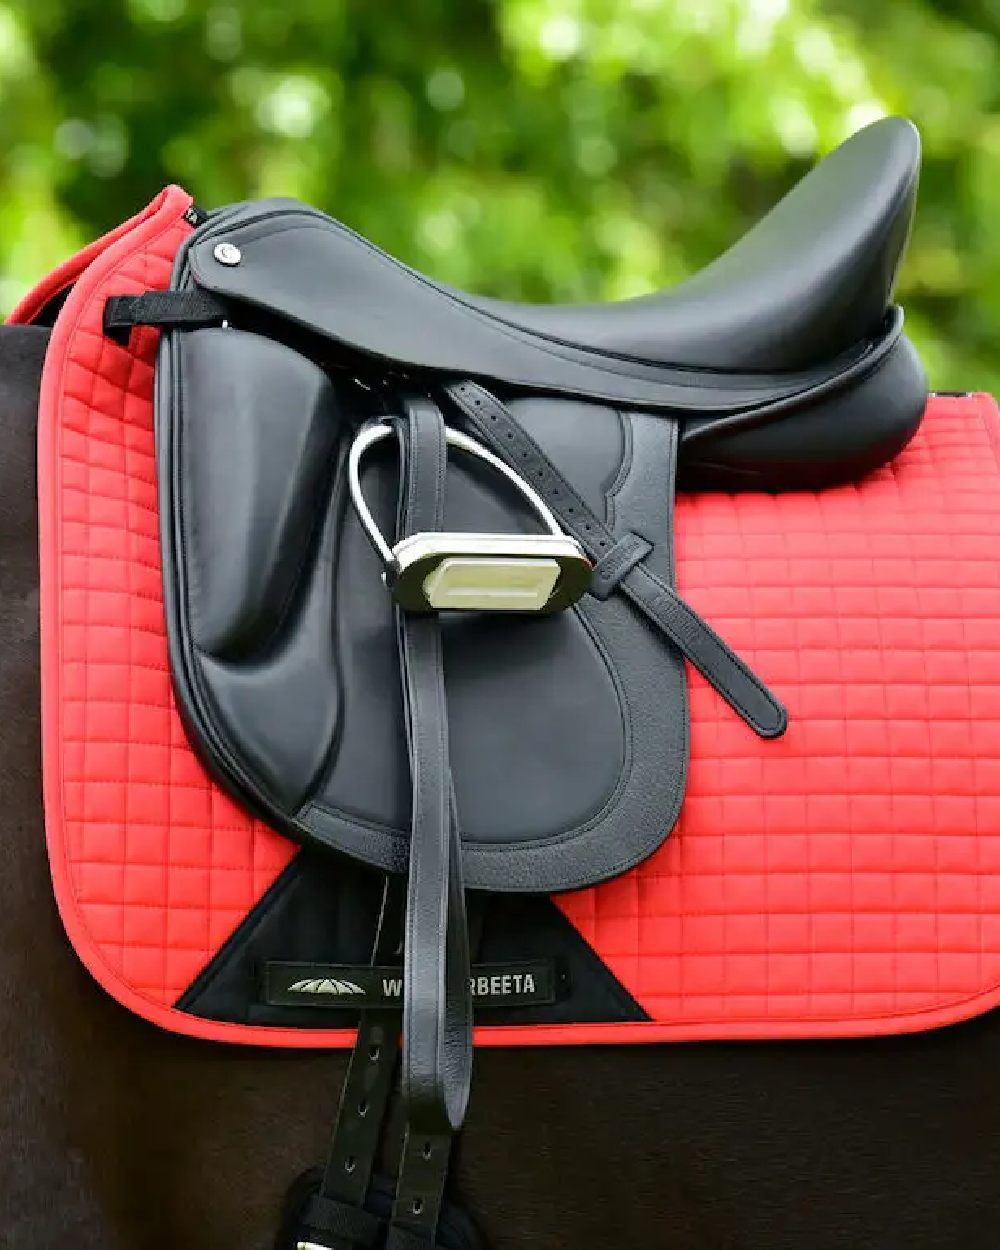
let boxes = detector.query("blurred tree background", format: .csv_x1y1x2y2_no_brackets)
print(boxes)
0,0,996,389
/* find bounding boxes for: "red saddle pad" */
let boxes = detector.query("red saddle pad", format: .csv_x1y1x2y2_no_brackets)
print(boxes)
21,187,1000,1049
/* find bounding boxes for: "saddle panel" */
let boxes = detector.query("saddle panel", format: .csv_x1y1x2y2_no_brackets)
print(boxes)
679,333,928,490
158,319,690,891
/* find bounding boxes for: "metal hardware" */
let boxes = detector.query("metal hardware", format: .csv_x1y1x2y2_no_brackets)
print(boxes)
348,420,592,613
212,241,242,266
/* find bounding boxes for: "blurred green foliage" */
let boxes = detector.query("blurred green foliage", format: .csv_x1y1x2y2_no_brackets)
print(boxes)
0,0,996,389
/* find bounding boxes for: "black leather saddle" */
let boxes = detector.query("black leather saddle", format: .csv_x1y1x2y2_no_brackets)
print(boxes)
107,116,927,1249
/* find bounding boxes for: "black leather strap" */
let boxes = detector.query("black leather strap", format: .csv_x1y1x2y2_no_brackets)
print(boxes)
446,380,788,739
389,397,473,1242
590,531,653,599
103,289,228,344
317,877,406,1214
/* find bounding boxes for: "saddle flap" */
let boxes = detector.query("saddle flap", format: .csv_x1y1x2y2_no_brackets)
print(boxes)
157,320,692,890
170,327,342,655
162,327,347,810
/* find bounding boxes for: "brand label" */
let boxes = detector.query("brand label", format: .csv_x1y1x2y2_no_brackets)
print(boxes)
263,961,557,1010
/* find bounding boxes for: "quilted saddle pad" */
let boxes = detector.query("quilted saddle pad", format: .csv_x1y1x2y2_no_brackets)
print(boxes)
24,186,1000,1049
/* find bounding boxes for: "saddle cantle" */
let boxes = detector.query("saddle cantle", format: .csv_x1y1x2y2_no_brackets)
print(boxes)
20,116,944,1249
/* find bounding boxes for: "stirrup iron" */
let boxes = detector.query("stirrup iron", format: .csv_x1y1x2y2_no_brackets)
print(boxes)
348,419,592,613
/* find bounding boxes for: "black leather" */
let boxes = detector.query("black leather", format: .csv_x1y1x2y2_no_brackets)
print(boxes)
158,328,694,892
183,122,917,412
466,117,920,372
142,116,931,1249
448,381,786,739
390,400,471,1237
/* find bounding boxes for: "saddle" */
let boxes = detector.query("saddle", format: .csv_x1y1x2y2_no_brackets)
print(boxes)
22,115,978,1249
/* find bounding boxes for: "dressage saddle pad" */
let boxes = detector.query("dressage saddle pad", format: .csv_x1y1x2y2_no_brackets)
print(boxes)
29,322,1000,1041
25,114,1000,1246
19,129,1000,1050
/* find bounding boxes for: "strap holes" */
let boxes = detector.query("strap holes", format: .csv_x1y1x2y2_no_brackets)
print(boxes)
422,1141,433,1160
368,1044,381,1062
345,1156,357,1174
412,1197,424,1216
358,1100,369,1118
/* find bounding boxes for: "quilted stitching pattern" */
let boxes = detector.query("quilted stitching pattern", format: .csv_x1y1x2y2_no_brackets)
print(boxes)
35,203,1000,1046
42,198,295,1009
562,394,1000,1029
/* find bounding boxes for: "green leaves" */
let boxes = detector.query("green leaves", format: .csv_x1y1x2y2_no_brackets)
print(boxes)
1,0,997,392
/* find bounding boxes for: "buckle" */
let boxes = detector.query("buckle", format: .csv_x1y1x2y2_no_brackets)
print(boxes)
348,420,591,613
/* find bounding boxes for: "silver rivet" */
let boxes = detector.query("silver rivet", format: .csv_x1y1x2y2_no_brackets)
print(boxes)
213,242,242,266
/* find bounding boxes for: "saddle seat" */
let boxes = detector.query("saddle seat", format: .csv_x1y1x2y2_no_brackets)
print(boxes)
146,117,925,492
459,117,921,374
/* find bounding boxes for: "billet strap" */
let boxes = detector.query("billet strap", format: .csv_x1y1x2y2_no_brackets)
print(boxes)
307,895,488,1250
446,380,788,739
315,877,407,1217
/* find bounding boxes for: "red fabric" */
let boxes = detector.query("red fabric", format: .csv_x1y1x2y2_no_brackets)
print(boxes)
35,189,298,1046
34,193,1000,1049
8,188,190,326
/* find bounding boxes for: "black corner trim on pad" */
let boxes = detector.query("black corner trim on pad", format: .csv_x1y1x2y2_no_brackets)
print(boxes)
174,855,650,1029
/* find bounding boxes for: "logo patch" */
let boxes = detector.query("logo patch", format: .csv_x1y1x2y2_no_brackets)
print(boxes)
264,961,558,1011
286,978,365,996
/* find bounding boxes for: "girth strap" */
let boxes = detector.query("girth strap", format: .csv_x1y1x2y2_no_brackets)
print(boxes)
446,380,788,739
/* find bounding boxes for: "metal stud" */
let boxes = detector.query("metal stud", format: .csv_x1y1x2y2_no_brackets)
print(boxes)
212,241,242,266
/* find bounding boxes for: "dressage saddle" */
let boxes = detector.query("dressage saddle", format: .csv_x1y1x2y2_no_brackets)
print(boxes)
94,116,926,1248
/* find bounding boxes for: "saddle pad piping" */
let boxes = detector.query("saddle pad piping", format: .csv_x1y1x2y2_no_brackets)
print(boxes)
8,186,193,327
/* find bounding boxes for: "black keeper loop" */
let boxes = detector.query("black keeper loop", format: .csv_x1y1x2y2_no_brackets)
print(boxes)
103,289,229,345
590,531,653,600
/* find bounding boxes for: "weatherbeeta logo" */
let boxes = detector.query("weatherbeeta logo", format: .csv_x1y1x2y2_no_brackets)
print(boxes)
286,978,365,996
287,973,538,999
266,961,557,1009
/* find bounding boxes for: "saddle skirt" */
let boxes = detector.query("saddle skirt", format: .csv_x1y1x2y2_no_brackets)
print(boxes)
19,182,1000,1049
